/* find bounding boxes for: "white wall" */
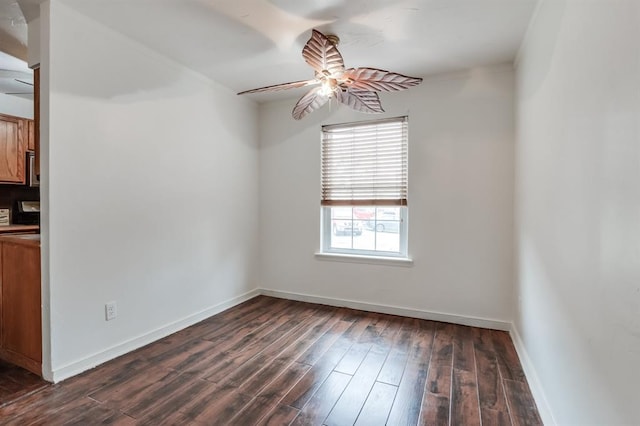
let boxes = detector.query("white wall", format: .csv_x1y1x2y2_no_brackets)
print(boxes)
44,2,259,380
0,93,33,118
259,65,515,326
515,1,640,424
27,16,40,68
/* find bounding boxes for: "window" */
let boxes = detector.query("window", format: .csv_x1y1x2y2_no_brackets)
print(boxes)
320,116,409,258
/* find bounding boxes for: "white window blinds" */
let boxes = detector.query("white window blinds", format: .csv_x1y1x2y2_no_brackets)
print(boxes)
321,116,408,206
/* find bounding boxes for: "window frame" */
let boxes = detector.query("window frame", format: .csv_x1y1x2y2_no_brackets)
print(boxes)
319,116,410,259
320,206,409,258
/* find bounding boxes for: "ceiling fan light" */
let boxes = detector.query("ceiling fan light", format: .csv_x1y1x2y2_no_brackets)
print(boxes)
319,78,338,97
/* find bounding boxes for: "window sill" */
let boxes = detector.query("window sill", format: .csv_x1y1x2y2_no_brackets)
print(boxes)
314,252,413,267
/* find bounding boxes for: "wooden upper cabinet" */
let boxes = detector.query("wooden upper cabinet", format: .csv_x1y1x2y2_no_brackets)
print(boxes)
27,119,35,152
0,114,26,184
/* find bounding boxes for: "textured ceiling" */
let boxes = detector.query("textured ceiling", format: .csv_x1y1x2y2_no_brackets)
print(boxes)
0,0,27,60
0,0,538,102
0,0,31,97
59,0,537,101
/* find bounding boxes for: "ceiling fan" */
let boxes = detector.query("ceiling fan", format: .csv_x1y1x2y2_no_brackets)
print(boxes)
0,69,33,96
238,29,423,120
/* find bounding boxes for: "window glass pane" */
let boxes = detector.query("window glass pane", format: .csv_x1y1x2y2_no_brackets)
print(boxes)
327,207,403,254
330,208,363,249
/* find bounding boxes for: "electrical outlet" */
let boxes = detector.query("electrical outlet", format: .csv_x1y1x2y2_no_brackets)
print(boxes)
105,301,117,321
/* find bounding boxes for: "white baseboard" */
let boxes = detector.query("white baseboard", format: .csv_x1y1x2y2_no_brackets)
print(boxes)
509,324,556,426
51,289,260,383
258,288,511,331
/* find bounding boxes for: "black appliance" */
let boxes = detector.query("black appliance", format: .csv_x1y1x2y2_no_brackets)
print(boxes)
13,201,40,225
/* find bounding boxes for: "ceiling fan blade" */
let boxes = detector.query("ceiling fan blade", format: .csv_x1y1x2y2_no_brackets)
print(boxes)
336,90,384,114
302,29,345,77
15,79,34,86
238,79,318,95
292,86,330,120
342,68,422,92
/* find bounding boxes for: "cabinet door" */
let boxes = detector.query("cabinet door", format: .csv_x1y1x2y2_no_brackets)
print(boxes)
27,120,35,152
0,114,26,184
1,242,41,365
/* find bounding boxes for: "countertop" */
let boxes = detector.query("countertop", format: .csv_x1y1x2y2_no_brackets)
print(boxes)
0,225,39,234
0,233,41,247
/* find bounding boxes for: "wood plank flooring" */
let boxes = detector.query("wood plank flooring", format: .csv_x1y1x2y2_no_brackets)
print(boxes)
0,359,48,408
0,296,543,425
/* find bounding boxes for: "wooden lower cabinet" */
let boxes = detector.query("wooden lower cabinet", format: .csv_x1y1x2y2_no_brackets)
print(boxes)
0,237,41,375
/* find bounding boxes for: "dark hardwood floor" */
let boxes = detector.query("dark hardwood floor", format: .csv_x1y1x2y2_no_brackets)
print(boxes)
0,296,542,425
0,359,48,408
